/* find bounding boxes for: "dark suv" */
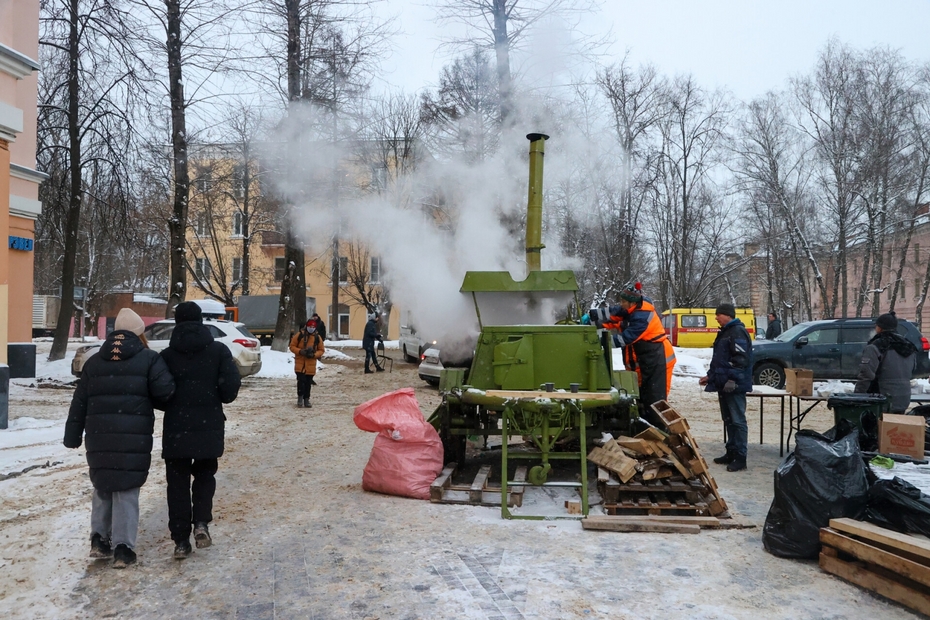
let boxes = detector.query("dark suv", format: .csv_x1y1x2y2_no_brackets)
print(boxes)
752,318,930,388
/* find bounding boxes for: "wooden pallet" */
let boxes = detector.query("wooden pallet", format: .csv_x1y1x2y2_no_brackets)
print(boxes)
820,518,930,617
429,463,527,507
598,469,712,516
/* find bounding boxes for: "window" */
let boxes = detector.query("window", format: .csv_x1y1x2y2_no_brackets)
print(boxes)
195,169,212,192
805,328,838,344
232,164,246,198
918,279,924,300
332,256,348,284
915,243,921,263
370,256,381,284
842,326,873,345
232,257,242,284
371,165,387,190
274,257,287,282
887,249,893,265
329,304,350,337
194,212,210,237
195,258,211,281
232,211,244,237
680,315,706,328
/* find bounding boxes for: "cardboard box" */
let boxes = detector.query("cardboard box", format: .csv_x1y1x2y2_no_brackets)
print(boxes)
785,368,813,396
879,414,926,460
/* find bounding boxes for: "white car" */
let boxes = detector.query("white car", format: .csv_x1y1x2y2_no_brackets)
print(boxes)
418,346,443,386
71,318,262,378
398,324,433,363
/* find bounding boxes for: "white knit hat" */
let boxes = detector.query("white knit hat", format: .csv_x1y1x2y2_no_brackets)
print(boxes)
114,308,145,335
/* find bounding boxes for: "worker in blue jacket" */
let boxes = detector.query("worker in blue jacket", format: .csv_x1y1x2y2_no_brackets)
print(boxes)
699,303,753,472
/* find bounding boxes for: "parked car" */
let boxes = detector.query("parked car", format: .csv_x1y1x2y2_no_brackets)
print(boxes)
398,323,433,363
71,318,263,378
418,345,443,386
751,318,930,388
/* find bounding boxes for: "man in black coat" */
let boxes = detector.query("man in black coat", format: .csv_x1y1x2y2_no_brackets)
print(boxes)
65,307,175,567
362,312,384,373
159,301,241,559
765,312,782,340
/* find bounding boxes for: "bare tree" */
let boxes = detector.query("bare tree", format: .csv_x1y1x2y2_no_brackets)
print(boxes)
648,75,734,307
432,0,601,124
38,0,143,360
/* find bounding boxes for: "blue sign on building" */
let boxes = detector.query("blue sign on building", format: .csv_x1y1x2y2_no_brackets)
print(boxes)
9,236,34,251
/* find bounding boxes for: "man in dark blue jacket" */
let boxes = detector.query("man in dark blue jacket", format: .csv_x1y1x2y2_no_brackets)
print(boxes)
159,301,241,559
699,303,753,472
362,312,384,373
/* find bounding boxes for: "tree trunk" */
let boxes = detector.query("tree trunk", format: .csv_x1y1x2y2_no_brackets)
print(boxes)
49,0,83,361
165,0,189,316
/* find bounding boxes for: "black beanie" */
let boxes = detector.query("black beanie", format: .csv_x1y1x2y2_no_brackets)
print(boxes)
175,301,203,323
715,303,736,318
876,312,897,331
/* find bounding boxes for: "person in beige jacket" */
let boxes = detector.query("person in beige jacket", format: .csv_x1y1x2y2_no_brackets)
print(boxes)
289,319,325,408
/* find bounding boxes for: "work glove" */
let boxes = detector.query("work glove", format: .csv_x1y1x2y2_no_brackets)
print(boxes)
723,380,736,393
580,314,591,325
300,348,311,356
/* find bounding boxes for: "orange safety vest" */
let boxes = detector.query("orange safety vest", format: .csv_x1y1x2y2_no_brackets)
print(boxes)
605,299,677,395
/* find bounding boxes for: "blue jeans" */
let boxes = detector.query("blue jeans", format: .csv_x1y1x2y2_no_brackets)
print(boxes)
718,392,748,459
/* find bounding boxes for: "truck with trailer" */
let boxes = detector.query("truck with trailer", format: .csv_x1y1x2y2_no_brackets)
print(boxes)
32,295,60,337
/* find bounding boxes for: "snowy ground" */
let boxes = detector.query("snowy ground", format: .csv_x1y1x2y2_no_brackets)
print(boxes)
0,342,926,618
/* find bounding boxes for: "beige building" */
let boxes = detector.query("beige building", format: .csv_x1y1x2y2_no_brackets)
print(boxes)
1,1,43,370
183,144,401,340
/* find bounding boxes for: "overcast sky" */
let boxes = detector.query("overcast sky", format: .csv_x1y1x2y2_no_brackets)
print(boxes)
375,0,930,101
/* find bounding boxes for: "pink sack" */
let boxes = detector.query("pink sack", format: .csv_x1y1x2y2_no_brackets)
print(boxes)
354,388,444,500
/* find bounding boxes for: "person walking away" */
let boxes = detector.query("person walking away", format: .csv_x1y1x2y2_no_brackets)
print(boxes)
765,312,782,340
854,312,917,413
64,308,175,568
311,312,327,342
159,301,241,559
290,318,325,407
362,312,384,373
699,303,753,472
590,283,676,421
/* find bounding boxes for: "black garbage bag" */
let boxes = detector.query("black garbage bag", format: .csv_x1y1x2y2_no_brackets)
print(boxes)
863,477,930,538
762,420,869,559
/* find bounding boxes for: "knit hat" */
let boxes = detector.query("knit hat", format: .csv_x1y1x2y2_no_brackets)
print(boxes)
715,303,736,318
367,312,377,321
174,301,203,323
876,312,898,331
114,308,145,335
306,319,317,330
619,282,643,303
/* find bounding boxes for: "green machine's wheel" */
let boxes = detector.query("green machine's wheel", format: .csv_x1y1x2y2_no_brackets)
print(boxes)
528,463,551,485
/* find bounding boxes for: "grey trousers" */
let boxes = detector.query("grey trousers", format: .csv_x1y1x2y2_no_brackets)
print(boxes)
91,487,141,549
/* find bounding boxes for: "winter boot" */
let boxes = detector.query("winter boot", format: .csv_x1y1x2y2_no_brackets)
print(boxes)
173,539,192,559
297,397,305,408
89,533,112,559
726,458,747,472
364,368,374,374
375,365,385,372
193,522,212,549
112,544,136,569
304,398,312,409
713,451,735,465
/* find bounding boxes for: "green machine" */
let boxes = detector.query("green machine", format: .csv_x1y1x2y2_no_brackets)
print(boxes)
428,133,640,519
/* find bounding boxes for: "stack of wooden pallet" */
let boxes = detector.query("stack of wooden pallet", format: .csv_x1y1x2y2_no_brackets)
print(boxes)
586,400,728,517
820,518,930,616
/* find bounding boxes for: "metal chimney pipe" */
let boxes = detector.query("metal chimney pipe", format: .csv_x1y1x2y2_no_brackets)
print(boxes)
525,133,549,272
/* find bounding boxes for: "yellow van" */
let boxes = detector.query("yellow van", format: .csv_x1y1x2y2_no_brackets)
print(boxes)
660,308,756,348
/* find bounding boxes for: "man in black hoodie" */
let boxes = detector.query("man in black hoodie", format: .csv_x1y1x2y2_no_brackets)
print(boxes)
159,301,241,559
855,312,917,413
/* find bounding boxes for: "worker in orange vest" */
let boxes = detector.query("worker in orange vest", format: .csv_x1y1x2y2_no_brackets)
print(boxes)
587,283,676,418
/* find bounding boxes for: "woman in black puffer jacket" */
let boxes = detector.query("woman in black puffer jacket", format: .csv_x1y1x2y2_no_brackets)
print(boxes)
159,301,241,559
64,308,175,568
